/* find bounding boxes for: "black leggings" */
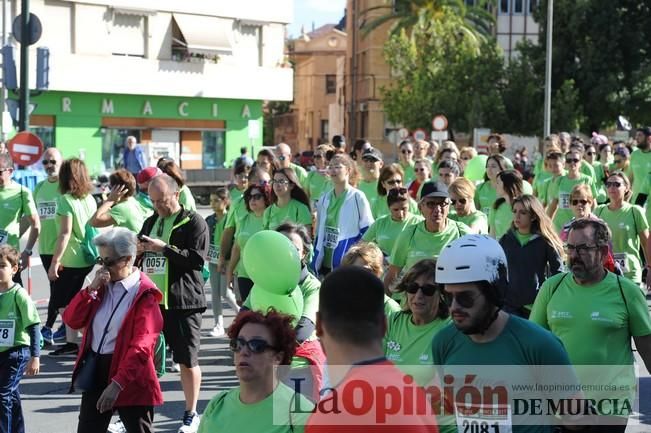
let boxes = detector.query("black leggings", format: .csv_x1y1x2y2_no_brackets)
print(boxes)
237,277,254,304
40,255,58,328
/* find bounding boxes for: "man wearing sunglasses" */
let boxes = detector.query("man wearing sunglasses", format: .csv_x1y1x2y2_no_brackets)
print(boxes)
275,142,308,190
433,235,581,432
358,147,383,210
531,219,651,432
0,153,40,285
34,148,66,345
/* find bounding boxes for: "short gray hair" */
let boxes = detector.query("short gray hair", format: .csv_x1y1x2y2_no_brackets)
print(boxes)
150,173,179,194
94,227,137,258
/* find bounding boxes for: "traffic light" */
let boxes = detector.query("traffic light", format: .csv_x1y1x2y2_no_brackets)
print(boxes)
1,45,17,90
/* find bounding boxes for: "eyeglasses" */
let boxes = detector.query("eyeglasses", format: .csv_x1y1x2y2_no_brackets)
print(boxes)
422,200,450,210
230,337,278,354
362,157,378,163
249,193,264,201
314,154,324,159
564,244,600,255
614,159,623,164
565,158,580,164
450,198,467,205
571,199,589,206
443,291,480,308
401,149,413,154
96,256,124,267
606,181,622,188
271,179,290,186
386,179,402,186
42,159,57,165
405,283,440,296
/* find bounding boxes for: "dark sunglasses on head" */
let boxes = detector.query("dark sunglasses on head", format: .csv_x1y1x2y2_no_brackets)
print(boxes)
388,187,408,197
443,291,480,308
405,282,440,296
450,198,467,205
230,337,277,354
96,256,123,267
42,159,57,165
571,199,589,206
565,158,580,164
606,181,622,188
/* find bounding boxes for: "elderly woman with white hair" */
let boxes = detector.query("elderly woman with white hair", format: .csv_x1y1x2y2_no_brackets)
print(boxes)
63,227,164,433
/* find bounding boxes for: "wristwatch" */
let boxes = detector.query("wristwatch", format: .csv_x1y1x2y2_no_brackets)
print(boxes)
23,249,32,256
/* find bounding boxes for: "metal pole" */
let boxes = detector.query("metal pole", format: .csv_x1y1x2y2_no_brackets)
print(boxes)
18,0,29,132
349,0,358,145
1,0,6,140
543,0,553,137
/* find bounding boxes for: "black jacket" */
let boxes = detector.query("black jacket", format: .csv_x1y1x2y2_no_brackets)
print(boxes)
140,207,208,311
499,229,563,309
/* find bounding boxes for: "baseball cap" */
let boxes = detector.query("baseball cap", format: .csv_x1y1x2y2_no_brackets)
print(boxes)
361,147,383,162
136,167,162,184
419,181,449,201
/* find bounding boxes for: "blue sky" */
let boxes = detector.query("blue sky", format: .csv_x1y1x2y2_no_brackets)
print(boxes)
287,0,347,38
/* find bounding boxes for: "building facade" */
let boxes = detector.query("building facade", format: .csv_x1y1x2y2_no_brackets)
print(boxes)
6,0,293,175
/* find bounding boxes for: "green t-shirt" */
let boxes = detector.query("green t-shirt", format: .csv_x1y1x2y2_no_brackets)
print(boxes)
262,199,312,230
549,174,596,231
210,213,228,264
229,187,244,203
225,196,248,230
474,181,497,217
306,171,331,204
488,200,513,240
400,161,416,183
390,220,472,271
533,170,552,199
449,210,488,234
432,315,573,433
357,179,379,212
134,192,154,219
580,159,595,182
591,161,608,203
290,162,309,190
0,182,36,250
323,188,348,268
384,311,451,385
362,213,422,258
109,197,145,233
198,382,313,433
179,184,196,211
595,203,649,283
531,272,651,407
371,195,419,219
0,284,40,353
629,148,651,201
384,295,401,316
56,194,97,268
234,213,265,278
34,179,61,255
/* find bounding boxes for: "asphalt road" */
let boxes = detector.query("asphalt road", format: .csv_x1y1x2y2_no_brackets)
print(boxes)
16,208,651,432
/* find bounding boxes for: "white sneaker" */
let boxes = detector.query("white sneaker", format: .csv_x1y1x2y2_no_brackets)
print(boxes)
107,419,127,433
178,411,200,433
170,362,181,373
209,324,225,337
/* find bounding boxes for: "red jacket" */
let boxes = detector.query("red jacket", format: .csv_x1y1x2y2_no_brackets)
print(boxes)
63,271,164,406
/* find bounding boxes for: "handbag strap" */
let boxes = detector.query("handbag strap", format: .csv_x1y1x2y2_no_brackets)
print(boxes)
96,289,129,353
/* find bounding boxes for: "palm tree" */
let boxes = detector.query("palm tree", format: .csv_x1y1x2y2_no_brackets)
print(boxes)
360,0,495,43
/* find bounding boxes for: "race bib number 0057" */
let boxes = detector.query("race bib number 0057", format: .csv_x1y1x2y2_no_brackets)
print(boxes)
143,254,167,275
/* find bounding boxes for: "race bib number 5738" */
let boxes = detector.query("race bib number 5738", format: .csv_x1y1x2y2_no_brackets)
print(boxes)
0,319,16,347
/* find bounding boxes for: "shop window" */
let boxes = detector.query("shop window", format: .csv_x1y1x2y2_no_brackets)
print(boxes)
30,126,55,149
102,129,141,172
202,130,226,169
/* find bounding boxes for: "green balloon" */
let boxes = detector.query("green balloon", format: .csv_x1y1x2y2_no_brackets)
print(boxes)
464,154,488,181
250,285,304,323
242,230,301,295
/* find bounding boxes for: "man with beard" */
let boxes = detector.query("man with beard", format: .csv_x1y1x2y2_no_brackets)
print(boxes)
531,218,651,432
630,126,651,203
433,234,577,433
35,147,64,345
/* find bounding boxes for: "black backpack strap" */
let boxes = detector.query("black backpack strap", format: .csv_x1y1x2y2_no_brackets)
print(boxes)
549,272,570,298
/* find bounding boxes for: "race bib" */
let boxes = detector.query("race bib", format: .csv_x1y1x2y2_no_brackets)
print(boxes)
0,319,15,347
559,193,571,209
207,244,219,264
37,201,57,220
324,226,339,249
455,403,512,433
0,230,9,245
142,253,167,275
613,253,627,272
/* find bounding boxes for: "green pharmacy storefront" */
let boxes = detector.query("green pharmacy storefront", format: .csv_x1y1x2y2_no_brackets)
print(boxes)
21,91,263,176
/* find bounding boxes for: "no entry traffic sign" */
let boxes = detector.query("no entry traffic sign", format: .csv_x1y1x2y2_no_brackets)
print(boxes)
7,131,44,166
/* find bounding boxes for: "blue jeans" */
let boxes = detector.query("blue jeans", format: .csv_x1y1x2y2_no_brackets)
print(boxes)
0,346,29,433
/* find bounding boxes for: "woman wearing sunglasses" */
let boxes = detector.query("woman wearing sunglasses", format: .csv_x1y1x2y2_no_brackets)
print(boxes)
594,172,650,287
89,169,145,233
226,184,271,302
398,141,416,184
362,188,422,259
371,164,419,219
264,168,312,232
305,144,333,204
198,310,314,433
384,259,450,386
489,169,524,240
458,146,477,174
546,150,597,232
448,178,488,234
499,195,564,318
407,159,432,200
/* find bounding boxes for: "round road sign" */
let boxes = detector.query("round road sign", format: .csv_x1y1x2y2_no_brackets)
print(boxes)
432,115,448,131
8,131,44,166
398,128,410,140
413,128,427,141
12,13,42,46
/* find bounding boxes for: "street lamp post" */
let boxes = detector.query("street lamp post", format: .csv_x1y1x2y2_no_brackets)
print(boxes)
543,0,553,137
